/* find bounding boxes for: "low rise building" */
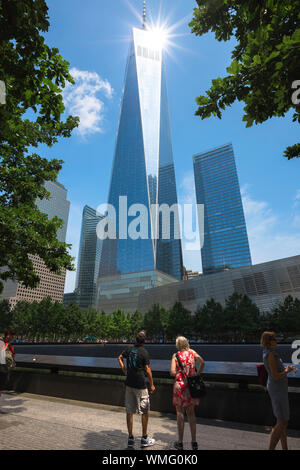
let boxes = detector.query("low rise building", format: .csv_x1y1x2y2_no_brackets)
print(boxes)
138,255,300,314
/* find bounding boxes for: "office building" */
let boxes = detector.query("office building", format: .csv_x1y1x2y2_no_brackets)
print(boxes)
139,255,300,314
193,143,252,275
183,268,201,280
75,205,104,310
0,181,70,308
96,18,183,312
63,291,78,307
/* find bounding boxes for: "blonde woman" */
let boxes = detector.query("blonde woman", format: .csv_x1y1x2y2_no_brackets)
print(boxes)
170,336,205,450
261,331,297,450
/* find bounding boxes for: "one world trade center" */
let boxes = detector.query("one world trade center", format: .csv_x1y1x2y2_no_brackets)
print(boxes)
97,12,183,312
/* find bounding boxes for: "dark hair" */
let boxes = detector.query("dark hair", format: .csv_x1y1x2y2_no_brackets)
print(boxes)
135,330,146,345
5,330,15,338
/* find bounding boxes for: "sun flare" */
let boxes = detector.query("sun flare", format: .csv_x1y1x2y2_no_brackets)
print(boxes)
123,0,191,63
146,25,168,50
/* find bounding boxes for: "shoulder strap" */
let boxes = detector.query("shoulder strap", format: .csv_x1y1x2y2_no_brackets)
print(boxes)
176,353,187,377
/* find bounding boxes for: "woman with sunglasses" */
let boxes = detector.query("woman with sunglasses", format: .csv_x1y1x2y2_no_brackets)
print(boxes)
261,331,297,450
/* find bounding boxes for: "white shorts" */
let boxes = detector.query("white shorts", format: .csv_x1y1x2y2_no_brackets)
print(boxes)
125,386,150,415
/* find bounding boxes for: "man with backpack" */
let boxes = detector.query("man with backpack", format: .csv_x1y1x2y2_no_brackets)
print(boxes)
118,330,156,449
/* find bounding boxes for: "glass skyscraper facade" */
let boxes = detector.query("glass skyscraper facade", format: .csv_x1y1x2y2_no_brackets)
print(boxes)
36,180,70,243
75,205,104,310
98,26,183,282
193,143,252,275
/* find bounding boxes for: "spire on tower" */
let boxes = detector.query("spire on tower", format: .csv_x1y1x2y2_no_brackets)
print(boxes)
142,1,146,29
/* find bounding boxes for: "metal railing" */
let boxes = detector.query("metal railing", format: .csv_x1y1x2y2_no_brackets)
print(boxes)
15,354,300,389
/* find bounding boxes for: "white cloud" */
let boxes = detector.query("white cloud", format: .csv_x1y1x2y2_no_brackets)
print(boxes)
179,172,196,205
63,67,113,137
241,185,276,238
179,180,300,273
242,185,300,264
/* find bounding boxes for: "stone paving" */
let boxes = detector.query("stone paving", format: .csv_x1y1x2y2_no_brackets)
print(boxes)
0,392,300,450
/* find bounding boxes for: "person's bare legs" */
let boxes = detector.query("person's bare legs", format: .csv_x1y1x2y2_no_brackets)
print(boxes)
269,420,286,450
126,413,133,437
176,406,185,443
186,405,197,443
280,421,288,450
141,412,149,437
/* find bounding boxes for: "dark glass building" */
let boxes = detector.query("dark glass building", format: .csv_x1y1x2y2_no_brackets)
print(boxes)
98,25,183,282
75,205,104,310
193,143,252,275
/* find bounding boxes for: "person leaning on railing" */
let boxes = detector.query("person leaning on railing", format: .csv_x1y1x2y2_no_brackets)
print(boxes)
0,331,16,399
118,331,156,449
170,336,205,451
261,331,297,450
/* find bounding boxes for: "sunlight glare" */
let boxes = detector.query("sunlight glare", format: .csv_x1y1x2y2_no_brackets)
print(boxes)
147,25,168,50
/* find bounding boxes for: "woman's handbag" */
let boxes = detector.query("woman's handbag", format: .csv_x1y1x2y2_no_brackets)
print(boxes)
0,342,16,373
256,364,268,387
176,353,206,398
5,350,16,372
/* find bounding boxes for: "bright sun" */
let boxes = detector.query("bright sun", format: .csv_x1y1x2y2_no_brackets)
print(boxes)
124,0,190,60
147,26,168,50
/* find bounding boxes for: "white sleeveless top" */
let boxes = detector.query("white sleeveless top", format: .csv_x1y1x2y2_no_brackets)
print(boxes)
0,340,6,364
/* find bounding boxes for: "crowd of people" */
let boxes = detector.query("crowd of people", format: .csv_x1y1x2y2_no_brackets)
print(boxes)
118,330,297,451
0,329,297,450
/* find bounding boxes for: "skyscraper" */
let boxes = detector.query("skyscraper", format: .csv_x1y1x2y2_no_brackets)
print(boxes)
75,205,104,310
0,180,70,307
193,143,252,275
98,25,183,279
96,19,182,312
36,181,70,243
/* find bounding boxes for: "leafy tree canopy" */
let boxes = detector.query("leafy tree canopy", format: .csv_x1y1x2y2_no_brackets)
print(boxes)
190,0,300,159
0,0,79,293
194,298,224,336
168,301,192,339
0,298,12,334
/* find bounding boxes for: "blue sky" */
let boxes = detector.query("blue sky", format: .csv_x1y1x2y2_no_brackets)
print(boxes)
42,0,300,293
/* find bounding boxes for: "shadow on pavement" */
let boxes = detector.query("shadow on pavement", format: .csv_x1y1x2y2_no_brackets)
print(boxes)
0,393,27,415
193,416,300,438
82,428,175,451
82,429,134,451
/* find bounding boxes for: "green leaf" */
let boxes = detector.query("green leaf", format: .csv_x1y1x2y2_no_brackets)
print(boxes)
190,0,299,159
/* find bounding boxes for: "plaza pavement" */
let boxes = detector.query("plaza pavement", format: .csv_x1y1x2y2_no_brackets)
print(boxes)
0,391,300,450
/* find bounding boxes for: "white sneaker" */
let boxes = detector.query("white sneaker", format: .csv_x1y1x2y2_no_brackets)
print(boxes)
141,437,156,448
